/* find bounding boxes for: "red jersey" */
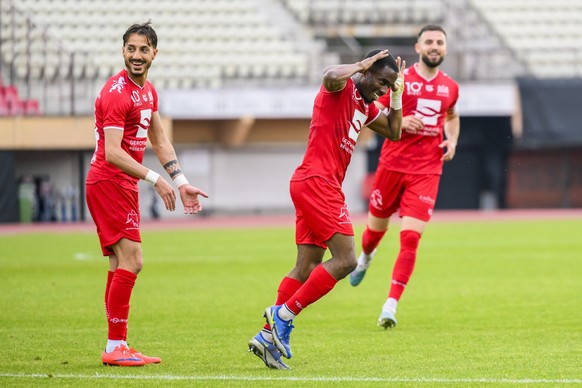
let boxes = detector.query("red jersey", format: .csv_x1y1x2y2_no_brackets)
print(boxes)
86,69,158,188
377,63,459,175
292,78,381,190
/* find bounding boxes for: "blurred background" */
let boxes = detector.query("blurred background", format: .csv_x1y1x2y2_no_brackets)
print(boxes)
1,0,581,223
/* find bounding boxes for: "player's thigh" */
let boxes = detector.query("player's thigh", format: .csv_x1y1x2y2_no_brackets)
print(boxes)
291,178,353,247
86,181,141,255
400,174,441,222
368,168,405,219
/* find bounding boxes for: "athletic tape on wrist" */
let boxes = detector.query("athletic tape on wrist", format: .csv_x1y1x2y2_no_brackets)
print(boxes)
173,174,189,188
390,75,404,110
144,169,160,184
390,97,402,110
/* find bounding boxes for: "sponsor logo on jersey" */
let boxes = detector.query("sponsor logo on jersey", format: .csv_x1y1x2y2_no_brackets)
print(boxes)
131,91,141,104
406,81,423,96
415,98,442,126
425,85,434,92
352,84,362,102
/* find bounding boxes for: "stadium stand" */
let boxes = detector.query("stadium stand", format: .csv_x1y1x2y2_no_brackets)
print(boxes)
470,0,582,78
0,76,41,116
1,0,582,116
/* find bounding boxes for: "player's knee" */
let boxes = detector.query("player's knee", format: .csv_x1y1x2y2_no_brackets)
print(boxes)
337,254,357,276
345,259,357,274
400,230,421,250
133,258,144,274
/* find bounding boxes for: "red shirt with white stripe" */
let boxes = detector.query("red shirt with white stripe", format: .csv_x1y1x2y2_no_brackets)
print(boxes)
87,69,158,187
292,78,381,190
377,63,459,175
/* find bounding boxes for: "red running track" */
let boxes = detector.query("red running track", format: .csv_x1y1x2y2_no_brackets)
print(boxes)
1,208,581,236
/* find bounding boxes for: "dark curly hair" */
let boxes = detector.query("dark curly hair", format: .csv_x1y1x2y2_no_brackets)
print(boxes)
123,20,158,48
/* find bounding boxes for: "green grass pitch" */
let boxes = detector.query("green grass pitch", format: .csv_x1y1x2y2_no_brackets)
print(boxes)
0,217,581,387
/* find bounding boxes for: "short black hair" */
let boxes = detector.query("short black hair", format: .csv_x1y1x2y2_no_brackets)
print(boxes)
123,20,158,48
364,49,398,74
418,24,447,39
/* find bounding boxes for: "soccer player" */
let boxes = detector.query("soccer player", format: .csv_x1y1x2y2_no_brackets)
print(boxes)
349,25,460,329
248,50,405,369
86,21,208,366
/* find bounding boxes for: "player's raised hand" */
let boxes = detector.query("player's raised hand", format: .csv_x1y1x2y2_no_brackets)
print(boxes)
359,49,390,71
178,185,209,214
391,56,406,93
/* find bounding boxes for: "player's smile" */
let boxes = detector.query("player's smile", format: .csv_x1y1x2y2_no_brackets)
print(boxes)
130,61,145,70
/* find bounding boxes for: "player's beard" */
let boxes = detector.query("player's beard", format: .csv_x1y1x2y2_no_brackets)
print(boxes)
421,53,444,68
125,59,151,78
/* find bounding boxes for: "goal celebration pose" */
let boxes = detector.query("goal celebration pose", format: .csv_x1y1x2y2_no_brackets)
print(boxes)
249,49,405,369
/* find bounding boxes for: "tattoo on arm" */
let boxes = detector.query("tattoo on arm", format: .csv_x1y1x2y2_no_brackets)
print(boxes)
163,159,182,179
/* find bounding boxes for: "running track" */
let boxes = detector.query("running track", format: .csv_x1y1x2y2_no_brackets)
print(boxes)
1,208,581,236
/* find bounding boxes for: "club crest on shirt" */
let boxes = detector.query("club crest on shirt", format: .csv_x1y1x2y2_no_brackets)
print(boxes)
109,76,126,93
437,85,450,97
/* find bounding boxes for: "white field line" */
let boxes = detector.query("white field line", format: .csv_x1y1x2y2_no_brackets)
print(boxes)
0,373,581,384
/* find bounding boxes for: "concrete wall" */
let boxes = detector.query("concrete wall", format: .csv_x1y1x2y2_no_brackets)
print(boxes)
12,145,369,222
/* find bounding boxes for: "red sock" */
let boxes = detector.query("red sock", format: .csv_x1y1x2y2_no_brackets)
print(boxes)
107,268,137,341
284,264,337,316
104,271,115,321
264,277,303,331
362,226,386,255
388,230,421,300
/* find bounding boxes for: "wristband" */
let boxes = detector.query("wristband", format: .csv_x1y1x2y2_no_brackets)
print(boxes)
390,96,402,111
390,75,404,110
173,174,189,188
144,169,160,184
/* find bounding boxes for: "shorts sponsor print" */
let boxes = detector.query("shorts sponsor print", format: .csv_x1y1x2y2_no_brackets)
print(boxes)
86,179,141,256
368,168,440,222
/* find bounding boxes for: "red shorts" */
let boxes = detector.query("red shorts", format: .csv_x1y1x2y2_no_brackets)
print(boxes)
368,168,441,222
86,179,141,256
290,177,354,249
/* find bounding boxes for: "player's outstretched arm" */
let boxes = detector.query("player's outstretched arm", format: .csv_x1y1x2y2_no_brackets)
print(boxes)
178,185,209,214
148,111,209,213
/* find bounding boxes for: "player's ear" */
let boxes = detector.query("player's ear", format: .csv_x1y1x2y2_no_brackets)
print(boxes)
414,42,421,54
